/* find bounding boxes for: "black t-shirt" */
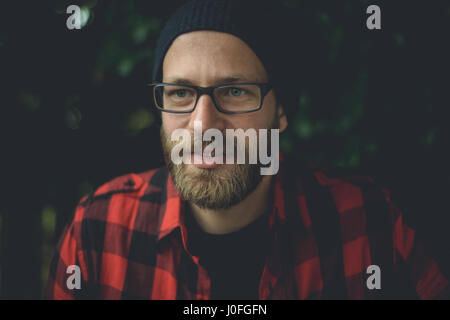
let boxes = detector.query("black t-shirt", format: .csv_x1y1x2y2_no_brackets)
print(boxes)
185,207,271,300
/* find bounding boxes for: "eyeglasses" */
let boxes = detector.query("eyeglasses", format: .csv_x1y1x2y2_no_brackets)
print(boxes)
148,82,273,114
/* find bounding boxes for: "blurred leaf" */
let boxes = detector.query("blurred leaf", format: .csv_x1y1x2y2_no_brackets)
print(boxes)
393,33,406,47
336,136,361,167
117,58,134,77
125,108,154,136
317,13,331,25
335,70,367,134
329,27,343,63
19,92,41,111
280,134,293,153
65,106,82,130
78,181,94,199
421,127,437,146
41,205,56,235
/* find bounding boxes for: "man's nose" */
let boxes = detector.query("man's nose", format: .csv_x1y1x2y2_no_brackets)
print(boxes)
188,94,225,132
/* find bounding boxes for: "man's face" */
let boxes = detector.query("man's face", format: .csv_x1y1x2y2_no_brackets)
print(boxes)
160,31,287,209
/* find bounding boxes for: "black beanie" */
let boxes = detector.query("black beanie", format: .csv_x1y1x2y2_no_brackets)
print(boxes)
152,0,300,118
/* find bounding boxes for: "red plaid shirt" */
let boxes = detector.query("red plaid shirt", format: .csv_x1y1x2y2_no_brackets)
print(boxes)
46,156,448,299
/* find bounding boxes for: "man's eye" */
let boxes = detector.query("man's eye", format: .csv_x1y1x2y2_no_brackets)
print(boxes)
228,87,245,97
166,88,193,99
174,89,188,98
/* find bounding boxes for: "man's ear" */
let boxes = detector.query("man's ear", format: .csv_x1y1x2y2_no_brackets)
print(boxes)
277,103,288,133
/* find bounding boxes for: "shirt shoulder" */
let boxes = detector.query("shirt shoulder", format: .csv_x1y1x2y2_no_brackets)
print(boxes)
312,165,377,187
308,165,393,215
77,167,170,223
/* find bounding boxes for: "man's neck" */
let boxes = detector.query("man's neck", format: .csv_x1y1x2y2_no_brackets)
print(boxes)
188,175,273,235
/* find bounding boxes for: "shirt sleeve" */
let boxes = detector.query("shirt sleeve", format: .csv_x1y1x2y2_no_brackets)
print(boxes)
45,197,91,300
390,199,449,299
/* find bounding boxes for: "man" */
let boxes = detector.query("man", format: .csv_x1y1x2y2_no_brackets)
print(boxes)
46,0,448,299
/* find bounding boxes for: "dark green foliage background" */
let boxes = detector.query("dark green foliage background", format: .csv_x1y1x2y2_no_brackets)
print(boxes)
0,0,448,299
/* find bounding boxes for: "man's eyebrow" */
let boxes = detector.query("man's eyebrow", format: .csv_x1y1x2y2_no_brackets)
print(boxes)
163,75,263,85
218,76,245,83
163,78,196,85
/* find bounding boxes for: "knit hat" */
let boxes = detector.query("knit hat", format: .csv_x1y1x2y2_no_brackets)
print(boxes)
152,0,299,117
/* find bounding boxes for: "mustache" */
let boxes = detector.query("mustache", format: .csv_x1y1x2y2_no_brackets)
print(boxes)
168,132,251,155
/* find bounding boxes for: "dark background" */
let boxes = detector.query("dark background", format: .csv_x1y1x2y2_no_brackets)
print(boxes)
0,0,449,299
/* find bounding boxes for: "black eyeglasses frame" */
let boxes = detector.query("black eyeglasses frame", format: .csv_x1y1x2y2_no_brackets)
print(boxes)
148,82,273,114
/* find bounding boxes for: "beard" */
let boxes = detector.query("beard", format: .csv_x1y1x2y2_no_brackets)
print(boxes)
160,119,278,210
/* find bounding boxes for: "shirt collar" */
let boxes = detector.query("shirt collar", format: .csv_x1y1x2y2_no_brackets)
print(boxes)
155,153,289,251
